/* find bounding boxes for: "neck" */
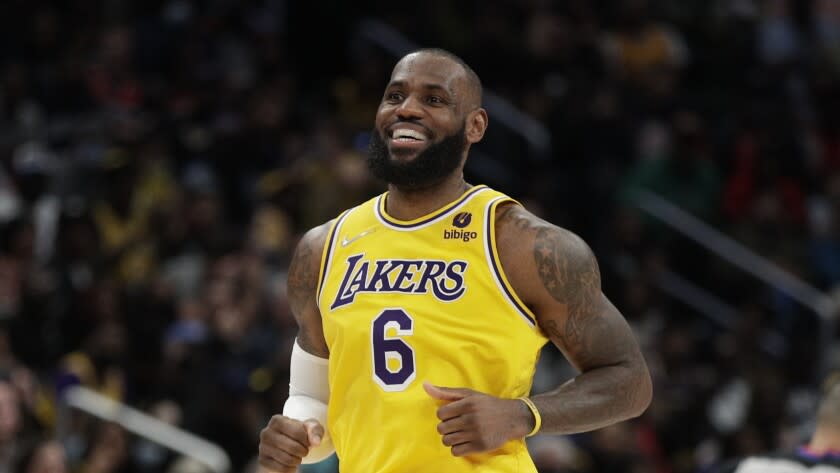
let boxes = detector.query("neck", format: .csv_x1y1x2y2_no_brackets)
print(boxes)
385,172,470,221
808,428,840,453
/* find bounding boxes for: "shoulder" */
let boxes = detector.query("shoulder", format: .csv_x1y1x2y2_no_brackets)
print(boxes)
494,204,598,278
495,203,591,254
287,219,336,301
494,202,600,309
297,220,335,257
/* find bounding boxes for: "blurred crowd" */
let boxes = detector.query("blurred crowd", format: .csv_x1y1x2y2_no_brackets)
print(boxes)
2,0,840,472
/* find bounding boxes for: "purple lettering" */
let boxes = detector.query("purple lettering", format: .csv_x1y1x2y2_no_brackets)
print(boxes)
365,260,398,291
330,257,468,309
434,261,467,301
414,261,446,294
392,261,423,293
330,254,365,310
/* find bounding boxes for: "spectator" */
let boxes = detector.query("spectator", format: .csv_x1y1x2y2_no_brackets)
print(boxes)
712,377,840,472
17,439,68,473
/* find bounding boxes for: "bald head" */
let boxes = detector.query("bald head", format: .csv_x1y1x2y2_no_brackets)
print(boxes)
393,48,483,111
372,47,489,188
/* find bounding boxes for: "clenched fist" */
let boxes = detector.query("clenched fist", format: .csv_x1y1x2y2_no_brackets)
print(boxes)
423,382,535,457
258,415,324,472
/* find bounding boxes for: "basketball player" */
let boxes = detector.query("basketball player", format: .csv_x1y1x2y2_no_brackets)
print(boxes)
713,379,840,473
258,48,653,472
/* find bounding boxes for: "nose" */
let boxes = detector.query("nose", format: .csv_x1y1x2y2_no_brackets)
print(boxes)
395,95,423,120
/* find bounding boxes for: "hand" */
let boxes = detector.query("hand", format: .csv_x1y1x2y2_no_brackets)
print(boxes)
423,381,534,457
258,415,324,472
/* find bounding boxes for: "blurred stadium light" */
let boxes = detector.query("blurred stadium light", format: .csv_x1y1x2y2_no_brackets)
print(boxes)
613,256,787,358
60,386,231,473
633,189,838,322
631,189,839,376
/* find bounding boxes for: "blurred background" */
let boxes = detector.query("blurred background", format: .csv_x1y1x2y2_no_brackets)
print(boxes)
2,0,840,472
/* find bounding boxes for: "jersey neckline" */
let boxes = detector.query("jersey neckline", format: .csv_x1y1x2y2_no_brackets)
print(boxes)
375,185,489,231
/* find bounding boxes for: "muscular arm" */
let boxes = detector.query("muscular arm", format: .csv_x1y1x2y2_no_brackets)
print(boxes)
287,222,332,358
495,204,652,434
258,223,333,472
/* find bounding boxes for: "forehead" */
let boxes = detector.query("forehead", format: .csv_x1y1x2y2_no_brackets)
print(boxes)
388,54,467,92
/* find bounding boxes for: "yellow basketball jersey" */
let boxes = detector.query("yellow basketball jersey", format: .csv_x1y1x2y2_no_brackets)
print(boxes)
316,185,550,473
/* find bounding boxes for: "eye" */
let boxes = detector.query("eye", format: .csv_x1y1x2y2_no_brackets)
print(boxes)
386,92,403,102
427,96,444,104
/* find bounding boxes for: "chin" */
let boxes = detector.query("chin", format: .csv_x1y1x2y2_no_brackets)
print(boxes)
389,148,424,161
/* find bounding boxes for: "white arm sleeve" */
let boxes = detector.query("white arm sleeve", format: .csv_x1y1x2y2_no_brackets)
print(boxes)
282,339,334,463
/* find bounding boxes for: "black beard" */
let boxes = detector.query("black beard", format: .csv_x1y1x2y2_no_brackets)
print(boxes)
367,124,467,190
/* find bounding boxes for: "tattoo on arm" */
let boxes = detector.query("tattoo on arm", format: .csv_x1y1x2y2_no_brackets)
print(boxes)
496,203,538,232
494,204,515,225
496,209,651,431
287,239,317,317
287,230,329,356
531,227,652,428
534,227,603,362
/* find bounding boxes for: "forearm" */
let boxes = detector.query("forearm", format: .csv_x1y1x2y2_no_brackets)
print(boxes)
284,340,334,463
530,361,651,434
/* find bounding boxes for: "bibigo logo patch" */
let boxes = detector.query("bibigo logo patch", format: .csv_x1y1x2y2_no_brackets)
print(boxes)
445,212,477,241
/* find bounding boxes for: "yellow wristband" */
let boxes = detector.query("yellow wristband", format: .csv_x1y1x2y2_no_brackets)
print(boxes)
518,397,541,437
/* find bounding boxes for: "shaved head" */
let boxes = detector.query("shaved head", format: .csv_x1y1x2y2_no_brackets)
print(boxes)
371,47,489,190
396,48,483,111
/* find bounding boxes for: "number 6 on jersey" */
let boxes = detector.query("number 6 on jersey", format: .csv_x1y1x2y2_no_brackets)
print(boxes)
371,309,416,391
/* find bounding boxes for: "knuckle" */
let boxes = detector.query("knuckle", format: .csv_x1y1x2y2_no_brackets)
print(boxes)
463,413,475,427
258,458,276,470
292,442,309,457
278,450,297,464
269,448,294,465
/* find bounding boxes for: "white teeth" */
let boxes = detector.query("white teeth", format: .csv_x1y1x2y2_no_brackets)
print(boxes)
392,128,426,140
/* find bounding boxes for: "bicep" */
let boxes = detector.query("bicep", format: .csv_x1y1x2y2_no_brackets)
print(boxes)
495,208,643,372
529,226,640,372
287,225,330,358
540,292,640,373
295,305,328,358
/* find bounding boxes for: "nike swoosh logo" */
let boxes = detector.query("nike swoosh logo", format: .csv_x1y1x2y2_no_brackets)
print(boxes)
341,229,375,247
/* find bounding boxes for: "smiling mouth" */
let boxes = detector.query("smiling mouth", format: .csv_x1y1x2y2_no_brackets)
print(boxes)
390,127,428,143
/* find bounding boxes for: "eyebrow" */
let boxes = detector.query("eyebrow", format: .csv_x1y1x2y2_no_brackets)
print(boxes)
387,80,454,97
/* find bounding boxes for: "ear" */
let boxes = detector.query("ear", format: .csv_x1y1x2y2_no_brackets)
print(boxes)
465,108,488,144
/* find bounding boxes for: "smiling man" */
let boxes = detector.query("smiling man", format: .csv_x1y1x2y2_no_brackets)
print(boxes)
258,48,652,473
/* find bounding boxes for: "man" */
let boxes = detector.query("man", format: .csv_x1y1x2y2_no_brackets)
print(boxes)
258,48,652,472
714,380,840,473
